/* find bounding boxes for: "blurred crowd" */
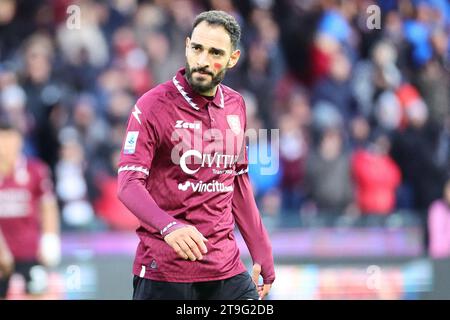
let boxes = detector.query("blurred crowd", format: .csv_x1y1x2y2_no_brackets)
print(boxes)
0,0,449,234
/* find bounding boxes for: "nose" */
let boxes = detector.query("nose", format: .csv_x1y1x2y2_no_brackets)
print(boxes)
197,51,210,68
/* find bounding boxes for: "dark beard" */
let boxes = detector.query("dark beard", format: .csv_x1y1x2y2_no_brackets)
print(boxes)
185,62,226,95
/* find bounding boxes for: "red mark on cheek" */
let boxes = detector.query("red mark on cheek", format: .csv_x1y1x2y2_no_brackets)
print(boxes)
214,63,222,70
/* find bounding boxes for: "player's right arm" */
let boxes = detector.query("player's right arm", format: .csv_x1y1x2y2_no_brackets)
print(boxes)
0,228,13,278
117,98,207,261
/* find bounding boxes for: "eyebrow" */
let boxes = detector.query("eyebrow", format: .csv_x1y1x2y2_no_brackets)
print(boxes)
190,42,226,55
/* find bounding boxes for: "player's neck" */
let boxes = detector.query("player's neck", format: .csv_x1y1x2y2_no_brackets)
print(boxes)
0,161,15,176
199,86,218,98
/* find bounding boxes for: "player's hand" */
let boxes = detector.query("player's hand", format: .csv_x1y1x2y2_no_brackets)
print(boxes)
164,226,208,261
0,246,14,278
38,233,61,268
251,263,272,300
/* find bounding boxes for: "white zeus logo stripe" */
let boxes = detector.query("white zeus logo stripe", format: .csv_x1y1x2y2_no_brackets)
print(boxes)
172,77,199,110
118,165,149,176
132,105,142,125
178,180,233,193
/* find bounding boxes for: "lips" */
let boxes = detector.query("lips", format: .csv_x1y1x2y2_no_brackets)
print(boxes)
195,70,212,76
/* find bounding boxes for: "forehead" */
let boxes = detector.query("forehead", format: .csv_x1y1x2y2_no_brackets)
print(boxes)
0,130,21,140
190,21,232,52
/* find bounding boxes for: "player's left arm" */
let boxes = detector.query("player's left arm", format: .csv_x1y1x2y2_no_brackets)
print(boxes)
37,163,61,268
231,97,275,299
232,171,275,299
0,228,14,278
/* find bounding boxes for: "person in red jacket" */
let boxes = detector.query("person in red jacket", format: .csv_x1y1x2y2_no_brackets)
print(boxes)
351,131,401,215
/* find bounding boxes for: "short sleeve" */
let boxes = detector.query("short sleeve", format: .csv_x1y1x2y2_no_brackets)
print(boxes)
118,99,160,177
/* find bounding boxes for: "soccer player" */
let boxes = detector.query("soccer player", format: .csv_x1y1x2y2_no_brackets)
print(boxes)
0,121,61,298
117,10,275,300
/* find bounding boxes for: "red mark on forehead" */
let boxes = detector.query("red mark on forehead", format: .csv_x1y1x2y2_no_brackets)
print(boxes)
214,63,222,70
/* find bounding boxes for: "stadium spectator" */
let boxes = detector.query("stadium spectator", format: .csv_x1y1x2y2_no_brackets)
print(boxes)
304,126,355,223
428,179,450,258
277,93,310,216
55,128,95,229
390,86,447,211
351,130,401,215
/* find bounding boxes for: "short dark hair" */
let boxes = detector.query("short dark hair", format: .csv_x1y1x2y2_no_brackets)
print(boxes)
192,10,241,50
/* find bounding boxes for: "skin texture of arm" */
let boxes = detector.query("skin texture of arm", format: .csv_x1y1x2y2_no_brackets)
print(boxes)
40,197,60,235
36,162,61,268
0,229,13,277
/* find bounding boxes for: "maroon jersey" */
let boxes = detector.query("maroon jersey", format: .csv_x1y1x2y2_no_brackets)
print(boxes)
0,157,54,260
118,68,275,283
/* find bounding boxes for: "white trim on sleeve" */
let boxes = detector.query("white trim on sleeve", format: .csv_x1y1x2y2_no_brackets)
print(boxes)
118,165,150,176
160,221,177,235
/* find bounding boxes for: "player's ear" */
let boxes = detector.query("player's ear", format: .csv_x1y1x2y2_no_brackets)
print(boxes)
227,49,241,69
185,37,190,56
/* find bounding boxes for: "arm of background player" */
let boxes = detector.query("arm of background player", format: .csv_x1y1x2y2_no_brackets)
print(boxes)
0,228,14,277
232,172,276,285
37,163,61,267
40,197,60,236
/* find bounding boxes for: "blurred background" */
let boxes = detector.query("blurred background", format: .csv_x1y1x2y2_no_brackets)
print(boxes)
0,0,449,299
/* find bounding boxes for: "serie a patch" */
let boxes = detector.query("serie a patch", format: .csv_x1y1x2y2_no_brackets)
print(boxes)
123,131,139,154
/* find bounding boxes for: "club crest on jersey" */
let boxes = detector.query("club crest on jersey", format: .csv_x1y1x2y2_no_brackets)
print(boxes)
124,131,139,154
227,115,241,135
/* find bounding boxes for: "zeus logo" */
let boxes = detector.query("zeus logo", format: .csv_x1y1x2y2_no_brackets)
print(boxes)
132,105,142,125
179,150,238,175
175,120,201,129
